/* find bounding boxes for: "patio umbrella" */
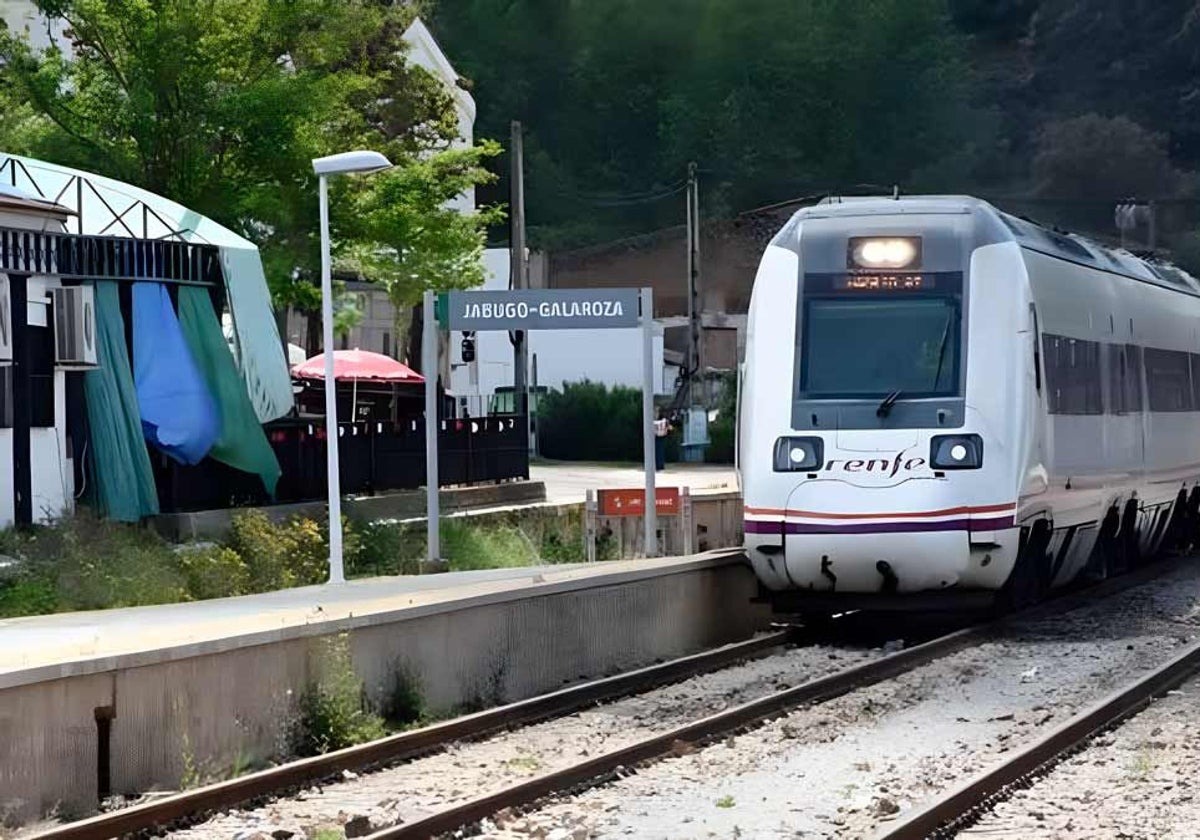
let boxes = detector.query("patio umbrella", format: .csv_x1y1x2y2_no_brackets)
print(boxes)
292,349,424,383
292,349,424,421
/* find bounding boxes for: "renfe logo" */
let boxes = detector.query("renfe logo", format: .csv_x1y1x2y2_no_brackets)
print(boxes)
824,448,926,478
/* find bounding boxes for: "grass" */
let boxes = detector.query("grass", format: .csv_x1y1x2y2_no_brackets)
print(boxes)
716,795,736,808
0,504,595,619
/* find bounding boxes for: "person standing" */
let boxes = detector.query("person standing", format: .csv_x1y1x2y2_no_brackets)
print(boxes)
654,410,670,471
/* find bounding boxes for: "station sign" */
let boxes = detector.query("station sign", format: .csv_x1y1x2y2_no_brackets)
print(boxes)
442,288,641,331
598,487,680,517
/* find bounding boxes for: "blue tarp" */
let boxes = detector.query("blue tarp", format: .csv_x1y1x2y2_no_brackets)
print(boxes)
132,282,220,464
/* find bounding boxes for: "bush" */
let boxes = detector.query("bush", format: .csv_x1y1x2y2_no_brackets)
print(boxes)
175,545,249,601
706,372,737,464
291,634,387,756
225,510,350,591
0,511,188,615
537,380,646,462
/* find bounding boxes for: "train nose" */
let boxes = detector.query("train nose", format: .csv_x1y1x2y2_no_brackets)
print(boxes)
774,481,972,593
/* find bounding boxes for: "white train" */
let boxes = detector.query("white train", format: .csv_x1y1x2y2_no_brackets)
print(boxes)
738,195,1200,613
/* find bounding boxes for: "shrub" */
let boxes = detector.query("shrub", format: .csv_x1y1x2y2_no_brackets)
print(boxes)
706,372,737,464
226,511,351,591
176,545,249,601
292,634,387,756
0,511,187,614
537,380,646,462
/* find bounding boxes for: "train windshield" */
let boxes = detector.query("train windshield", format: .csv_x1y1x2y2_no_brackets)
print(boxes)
800,296,960,399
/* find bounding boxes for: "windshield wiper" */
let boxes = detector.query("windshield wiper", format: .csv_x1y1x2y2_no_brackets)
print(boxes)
876,389,903,418
931,309,955,391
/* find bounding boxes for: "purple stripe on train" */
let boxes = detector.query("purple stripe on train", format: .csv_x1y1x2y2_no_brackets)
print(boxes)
743,516,1016,535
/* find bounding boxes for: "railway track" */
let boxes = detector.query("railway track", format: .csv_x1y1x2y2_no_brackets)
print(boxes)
363,559,1194,840
871,628,1200,840
28,556,1187,840
27,627,801,840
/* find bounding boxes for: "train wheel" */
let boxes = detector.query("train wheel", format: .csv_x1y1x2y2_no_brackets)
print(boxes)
1163,489,1190,555
1082,507,1120,584
1118,498,1141,571
1002,519,1051,612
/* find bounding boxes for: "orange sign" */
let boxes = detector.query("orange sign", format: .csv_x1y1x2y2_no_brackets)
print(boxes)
598,487,680,517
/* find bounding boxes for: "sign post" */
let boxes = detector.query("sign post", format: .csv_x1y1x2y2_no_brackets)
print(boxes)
641,287,656,555
436,286,661,559
423,290,440,565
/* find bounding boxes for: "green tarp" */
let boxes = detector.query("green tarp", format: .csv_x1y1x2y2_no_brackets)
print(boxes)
84,281,160,521
177,285,281,496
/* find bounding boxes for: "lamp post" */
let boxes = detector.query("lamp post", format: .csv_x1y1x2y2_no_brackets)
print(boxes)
312,150,392,584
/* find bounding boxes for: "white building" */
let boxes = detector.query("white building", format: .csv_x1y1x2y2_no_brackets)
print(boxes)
0,188,77,528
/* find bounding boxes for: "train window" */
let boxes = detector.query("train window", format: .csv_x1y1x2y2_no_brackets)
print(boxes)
1190,354,1200,409
799,296,960,398
1042,334,1102,415
1145,348,1193,412
1109,344,1144,414
1125,345,1144,413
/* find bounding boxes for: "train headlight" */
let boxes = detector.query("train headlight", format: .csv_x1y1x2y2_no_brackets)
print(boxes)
773,436,823,472
930,434,983,470
848,236,921,270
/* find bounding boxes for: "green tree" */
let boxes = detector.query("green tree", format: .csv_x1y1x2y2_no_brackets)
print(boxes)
433,0,974,247
0,0,499,345
341,141,505,366
1033,115,1182,200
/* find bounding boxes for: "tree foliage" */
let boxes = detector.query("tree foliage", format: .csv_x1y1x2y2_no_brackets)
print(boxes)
1033,115,1183,200
433,0,975,246
0,0,500,323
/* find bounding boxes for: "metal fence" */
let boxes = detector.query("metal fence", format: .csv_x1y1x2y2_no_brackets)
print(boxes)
152,414,530,513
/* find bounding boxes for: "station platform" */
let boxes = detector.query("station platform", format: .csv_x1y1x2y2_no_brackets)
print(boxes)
0,549,767,827
0,553,747,684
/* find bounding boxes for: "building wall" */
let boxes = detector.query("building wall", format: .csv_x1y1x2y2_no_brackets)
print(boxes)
1,232,75,529
0,429,13,526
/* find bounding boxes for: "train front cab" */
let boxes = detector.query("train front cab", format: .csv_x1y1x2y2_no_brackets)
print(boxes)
742,201,1031,610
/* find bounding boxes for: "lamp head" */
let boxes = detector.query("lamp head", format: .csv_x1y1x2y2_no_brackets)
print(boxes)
312,150,393,177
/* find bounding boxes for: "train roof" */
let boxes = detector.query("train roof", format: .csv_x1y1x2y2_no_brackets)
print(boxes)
791,194,1200,295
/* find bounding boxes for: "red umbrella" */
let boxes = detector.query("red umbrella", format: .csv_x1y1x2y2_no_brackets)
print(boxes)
292,349,424,383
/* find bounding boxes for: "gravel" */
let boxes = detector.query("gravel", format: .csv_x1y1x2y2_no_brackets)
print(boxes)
956,673,1200,839
493,560,1200,839
164,638,881,839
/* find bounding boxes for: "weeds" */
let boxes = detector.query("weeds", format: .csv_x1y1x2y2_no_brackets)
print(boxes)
179,730,200,790
291,634,387,757
716,795,736,808
380,663,425,727
506,755,541,771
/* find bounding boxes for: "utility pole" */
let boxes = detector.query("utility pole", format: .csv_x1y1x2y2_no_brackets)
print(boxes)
510,121,528,422
685,161,702,408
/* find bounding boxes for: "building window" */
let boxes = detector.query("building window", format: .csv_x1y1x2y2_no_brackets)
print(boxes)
28,322,55,427
382,332,391,357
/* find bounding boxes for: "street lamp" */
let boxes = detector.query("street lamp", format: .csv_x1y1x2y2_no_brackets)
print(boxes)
312,150,392,584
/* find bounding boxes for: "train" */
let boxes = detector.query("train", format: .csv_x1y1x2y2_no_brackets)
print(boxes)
738,195,1200,614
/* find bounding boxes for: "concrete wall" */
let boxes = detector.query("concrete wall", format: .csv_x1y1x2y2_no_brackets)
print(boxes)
0,554,767,825
154,479,549,541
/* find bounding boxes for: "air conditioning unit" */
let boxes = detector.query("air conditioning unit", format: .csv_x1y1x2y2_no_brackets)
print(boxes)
0,274,11,365
50,285,98,368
